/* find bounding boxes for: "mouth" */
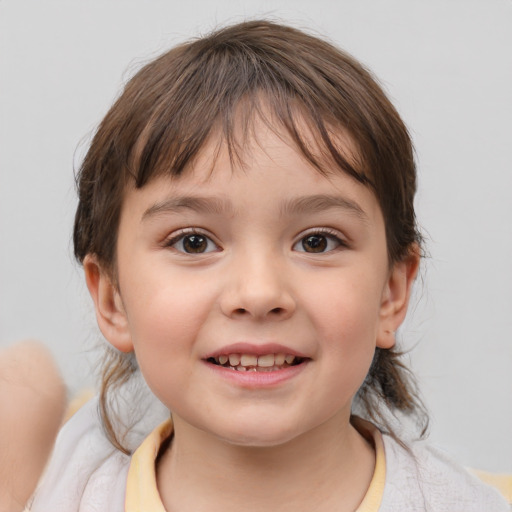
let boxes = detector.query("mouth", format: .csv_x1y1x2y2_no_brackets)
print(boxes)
206,353,306,372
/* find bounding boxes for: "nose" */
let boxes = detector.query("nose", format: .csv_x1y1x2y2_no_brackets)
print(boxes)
219,251,296,321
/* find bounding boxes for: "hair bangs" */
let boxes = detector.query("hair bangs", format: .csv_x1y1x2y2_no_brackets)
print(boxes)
127,83,371,191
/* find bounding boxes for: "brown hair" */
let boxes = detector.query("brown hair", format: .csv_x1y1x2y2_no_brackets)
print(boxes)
74,20,427,453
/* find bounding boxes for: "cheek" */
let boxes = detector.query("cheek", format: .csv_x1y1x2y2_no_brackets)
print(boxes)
303,272,383,392
126,288,205,354
306,272,384,346
120,257,217,340
124,289,203,406
119,268,225,384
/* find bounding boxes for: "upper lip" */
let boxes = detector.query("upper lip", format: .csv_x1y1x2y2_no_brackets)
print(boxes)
204,342,309,359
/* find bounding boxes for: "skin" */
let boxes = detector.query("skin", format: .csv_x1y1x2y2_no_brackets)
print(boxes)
85,123,419,512
0,341,66,512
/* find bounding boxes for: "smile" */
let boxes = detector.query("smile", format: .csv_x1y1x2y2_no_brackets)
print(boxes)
206,353,305,372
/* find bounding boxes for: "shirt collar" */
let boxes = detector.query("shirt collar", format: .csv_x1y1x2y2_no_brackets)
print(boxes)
125,416,385,512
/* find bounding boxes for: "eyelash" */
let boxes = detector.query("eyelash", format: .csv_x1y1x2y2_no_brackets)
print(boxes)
164,228,348,255
293,228,348,254
164,229,220,254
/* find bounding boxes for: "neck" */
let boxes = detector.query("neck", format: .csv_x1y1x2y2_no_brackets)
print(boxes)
156,414,375,512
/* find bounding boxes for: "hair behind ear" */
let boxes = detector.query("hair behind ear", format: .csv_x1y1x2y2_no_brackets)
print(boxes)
355,346,429,443
98,347,138,455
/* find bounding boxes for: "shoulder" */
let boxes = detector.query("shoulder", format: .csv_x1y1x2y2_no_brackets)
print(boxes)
30,396,129,512
380,433,510,511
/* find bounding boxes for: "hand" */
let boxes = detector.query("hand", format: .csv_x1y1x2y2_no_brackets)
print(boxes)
0,341,66,512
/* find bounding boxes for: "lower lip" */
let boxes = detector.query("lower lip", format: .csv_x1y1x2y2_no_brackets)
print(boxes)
203,361,308,388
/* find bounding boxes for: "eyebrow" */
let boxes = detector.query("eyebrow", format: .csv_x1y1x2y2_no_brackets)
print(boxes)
280,194,369,221
142,193,368,222
142,196,232,221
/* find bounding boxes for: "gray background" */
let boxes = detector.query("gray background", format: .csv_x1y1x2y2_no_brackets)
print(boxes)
1,0,511,472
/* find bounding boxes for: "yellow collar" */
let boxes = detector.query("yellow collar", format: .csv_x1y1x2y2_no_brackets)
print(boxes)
125,419,172,512
125,417,385,512
351,417,386,512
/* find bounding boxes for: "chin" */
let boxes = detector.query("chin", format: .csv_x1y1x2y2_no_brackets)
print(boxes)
213,419,304,448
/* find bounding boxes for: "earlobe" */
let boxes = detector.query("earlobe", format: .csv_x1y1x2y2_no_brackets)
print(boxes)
83,255,134,353
377,246,420,349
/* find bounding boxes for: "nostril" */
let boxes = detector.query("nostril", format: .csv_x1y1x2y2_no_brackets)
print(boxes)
234,308,247,315
269,307,285,315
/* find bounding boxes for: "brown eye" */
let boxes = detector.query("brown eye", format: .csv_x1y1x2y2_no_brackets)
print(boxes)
183,235,208,253
169,233,218,254
302,234,328,253
293,232,344,253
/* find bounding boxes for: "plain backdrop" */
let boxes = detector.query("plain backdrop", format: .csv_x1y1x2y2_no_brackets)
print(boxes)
1,0,511,472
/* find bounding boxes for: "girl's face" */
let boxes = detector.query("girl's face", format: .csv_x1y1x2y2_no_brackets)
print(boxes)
87,123,417,447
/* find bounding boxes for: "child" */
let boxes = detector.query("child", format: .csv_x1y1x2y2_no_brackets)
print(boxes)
30,20,509,511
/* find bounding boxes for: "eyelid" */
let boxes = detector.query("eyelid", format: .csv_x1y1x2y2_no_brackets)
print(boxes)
163,227,221,253
295,227,347,242
292,227,349,252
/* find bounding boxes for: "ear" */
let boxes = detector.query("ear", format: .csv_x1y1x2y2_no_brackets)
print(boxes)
83,255,134,353
376,246,420,349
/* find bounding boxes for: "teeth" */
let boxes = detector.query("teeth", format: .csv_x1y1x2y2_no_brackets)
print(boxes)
257,354,275,367
213,352,303,370
240,354,258,367
229,354,241,366
274,353,286,365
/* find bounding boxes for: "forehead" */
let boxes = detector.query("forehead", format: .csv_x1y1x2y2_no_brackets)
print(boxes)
122,122,382,227
132,98,372,192
192,119,357,186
